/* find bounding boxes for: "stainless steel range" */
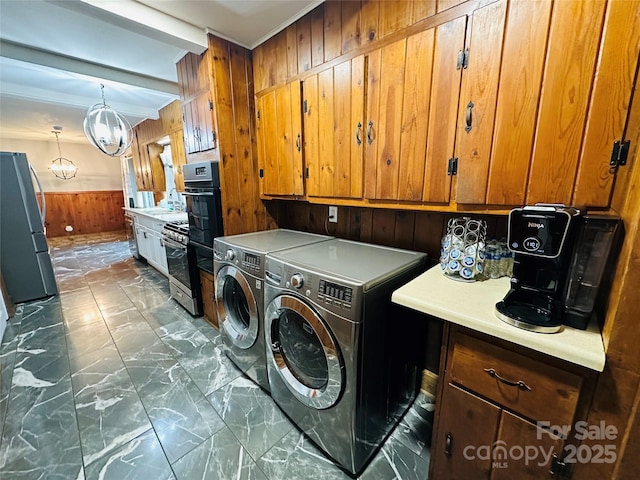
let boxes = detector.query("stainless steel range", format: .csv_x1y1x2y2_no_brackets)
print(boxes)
162,220,201,315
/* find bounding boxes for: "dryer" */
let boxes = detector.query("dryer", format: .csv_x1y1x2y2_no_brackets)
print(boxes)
263,239,428,474
213,229,331,392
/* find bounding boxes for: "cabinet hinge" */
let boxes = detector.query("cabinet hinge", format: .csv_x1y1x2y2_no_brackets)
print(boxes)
257,109,261,120
259,168,264,178
610,140,630,169
550,454,571,477
208,99,213,111
447,157,458,176
456,48,469,70
305,167,309,179
303,99,308,114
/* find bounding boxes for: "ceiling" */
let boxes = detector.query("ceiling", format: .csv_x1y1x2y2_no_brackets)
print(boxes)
0,0,322,144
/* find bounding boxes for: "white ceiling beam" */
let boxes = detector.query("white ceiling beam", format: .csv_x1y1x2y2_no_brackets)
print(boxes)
0,40,179,95
0,81,162,119
53,0,208,54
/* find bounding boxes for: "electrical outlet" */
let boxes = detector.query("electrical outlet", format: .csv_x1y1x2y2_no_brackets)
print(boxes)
328,206,338,223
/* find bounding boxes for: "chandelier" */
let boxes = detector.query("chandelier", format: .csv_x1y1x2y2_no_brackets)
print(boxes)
50,127,77,180
83,84,132,156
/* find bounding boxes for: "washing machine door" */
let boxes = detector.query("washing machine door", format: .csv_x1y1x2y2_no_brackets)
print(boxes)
216,265,259,349
265,294,344,409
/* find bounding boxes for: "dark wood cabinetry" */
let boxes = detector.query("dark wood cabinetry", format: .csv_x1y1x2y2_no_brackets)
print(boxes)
431,326,595,479
199,270,218,329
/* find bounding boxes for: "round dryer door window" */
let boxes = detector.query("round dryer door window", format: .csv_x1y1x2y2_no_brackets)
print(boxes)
216,265,259,349
266,294,343,409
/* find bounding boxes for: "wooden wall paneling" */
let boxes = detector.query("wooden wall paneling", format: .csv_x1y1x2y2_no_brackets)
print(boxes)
260,37,277,89
413,211,446,258
413,0,437,24
302,74,320,196
296,14,312,73
323,1,342,62
209,37,243,235
229,44,262,233
274,30,288,85
286,24,298,78
454,0,507,204
379,1,412,38
373,39,407,200
486,0,552,206
398,28,435,201
572,0,640,207
371,209,397,246
308,203,327,233
275,83,295,194
311,5,325,67
359,208,374,242
44,191,125,237
526,0,607,205
394,211,416,250
347,207,363,240
364,48,381,198
341,0,361,54
422,16,466,203
252,44,266,92
361,0,380,44
318,68,336,196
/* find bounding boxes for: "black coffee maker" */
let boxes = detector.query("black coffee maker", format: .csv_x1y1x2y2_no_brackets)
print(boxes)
496,204,621,333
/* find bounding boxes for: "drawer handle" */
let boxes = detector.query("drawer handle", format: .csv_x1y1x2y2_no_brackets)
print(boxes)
484,368,532,391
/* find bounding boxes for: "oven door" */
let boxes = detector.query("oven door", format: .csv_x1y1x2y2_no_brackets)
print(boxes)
163,237,191,291
184,187,224,247
192,242,214,275
265,294,344,410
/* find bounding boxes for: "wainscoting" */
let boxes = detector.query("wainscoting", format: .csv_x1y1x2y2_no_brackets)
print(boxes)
265,200,508,260
43,190,125,238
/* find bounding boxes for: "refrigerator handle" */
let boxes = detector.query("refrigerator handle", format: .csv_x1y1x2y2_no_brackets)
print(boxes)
29,163,46,224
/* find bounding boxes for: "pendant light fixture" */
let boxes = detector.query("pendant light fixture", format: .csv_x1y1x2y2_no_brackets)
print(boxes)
50,126,77,180
83,84,133,157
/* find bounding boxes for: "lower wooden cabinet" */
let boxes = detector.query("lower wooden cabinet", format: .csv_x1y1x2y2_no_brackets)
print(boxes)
431,326,595,479
199,270,218,328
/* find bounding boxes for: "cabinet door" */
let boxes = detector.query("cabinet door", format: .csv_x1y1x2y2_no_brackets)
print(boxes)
169,130,186,191
304,55,365,198
365,17,466,202
454,0,507,204
256,81,304,196
137,226,152,260
183,92,219,155
491,411,564,480
200,270,218,328
433,384,501,479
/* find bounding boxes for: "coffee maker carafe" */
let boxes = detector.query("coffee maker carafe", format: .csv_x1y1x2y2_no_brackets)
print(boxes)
496,204,580,333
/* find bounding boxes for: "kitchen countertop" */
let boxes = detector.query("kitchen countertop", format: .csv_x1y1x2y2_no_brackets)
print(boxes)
392,266,606,372
124,207,188,223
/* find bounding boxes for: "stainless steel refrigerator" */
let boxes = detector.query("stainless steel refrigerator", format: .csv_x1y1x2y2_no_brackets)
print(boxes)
1,152,58,303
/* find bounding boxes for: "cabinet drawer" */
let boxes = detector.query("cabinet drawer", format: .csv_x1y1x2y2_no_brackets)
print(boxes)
449,332,583,426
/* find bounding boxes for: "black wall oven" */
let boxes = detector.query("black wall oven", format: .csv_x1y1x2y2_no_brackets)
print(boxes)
183,161,224,275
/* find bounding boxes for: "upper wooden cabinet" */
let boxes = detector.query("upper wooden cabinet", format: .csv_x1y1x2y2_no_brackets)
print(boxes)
256,81,304,196
176,52,219,156
252,0,639,209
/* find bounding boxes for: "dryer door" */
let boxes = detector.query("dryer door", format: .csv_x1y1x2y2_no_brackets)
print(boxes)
265,294,344,409
216,265,259,349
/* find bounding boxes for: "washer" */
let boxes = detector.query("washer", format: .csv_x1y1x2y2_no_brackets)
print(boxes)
214,229,332,392
263,239,427,474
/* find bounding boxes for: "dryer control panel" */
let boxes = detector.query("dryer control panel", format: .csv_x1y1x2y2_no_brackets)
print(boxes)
318,279,352,309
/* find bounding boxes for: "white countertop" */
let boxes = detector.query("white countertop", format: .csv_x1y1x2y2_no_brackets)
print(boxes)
124,207,188,223
392,266,606,372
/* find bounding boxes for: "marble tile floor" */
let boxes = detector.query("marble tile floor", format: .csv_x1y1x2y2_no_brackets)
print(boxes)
0,234,432,479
